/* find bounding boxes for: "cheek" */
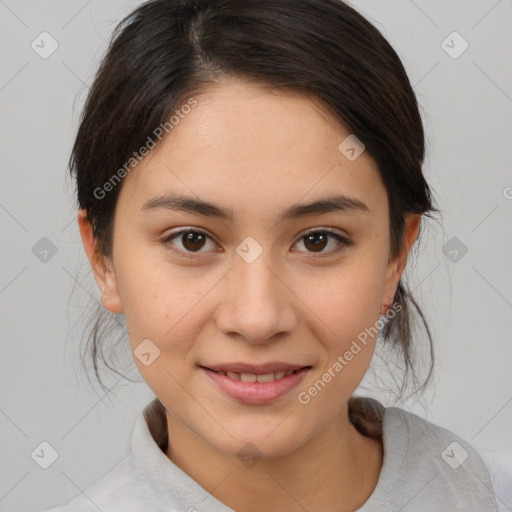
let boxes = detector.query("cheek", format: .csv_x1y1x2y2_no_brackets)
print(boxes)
296,259,385,337
121,262,208,394
291,268,384,416
116,247,216,350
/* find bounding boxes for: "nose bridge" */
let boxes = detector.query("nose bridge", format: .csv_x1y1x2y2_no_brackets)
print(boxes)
237,247,278,307
215,242,297,342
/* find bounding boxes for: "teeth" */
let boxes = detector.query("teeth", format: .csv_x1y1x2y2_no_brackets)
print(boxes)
218,369,300,381
240,373,257,383
256,373,275,383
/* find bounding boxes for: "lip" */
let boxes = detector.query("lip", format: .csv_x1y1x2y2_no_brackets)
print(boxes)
201,362,308,374
200,365,311,405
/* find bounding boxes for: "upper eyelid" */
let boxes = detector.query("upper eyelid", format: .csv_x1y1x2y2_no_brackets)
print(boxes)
164,227,217,244
164,226,349,249
165,226,347,239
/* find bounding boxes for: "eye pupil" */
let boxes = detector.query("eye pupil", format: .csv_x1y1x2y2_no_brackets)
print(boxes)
182,232,206,252
304,233,328,253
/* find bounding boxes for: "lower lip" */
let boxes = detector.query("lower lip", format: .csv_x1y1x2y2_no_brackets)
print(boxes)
200,367,310,404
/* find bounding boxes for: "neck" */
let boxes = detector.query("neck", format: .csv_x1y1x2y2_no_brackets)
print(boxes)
164,403,383,512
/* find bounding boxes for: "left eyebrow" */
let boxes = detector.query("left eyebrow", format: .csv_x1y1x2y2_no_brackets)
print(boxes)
140,193,370,221
280,194,370,220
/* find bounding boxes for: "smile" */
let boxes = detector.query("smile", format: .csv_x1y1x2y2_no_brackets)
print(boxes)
209,368,301,382
200,366,312,404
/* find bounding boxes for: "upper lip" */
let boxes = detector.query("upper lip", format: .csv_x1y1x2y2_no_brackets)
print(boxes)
200,362,311,375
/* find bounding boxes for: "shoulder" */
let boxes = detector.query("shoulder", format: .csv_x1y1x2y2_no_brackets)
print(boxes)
381,405,498,511
475,449,512,512
41,456,147,512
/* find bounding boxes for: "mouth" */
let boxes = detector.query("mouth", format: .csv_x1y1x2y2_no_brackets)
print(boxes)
198,363,313,404
200,366,311,383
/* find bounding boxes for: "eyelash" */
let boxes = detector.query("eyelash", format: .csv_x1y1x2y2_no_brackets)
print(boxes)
161,227,353,259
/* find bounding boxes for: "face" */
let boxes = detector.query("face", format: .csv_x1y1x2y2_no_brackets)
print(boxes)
80,77,419,460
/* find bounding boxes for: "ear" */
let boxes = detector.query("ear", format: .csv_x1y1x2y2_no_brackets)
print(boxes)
380,213,421,314
77,209,124,314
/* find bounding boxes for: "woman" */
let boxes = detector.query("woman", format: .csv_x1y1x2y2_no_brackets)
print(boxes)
44,0,504,510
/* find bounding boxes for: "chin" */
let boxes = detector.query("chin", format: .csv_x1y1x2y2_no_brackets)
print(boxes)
199,416,312,462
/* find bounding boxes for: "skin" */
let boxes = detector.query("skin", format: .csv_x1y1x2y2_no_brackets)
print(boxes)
79,76,420,512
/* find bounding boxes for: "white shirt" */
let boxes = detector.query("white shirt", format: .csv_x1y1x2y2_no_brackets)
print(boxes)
43,396,510,511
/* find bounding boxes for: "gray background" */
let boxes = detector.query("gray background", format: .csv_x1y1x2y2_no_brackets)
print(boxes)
0,0,511,510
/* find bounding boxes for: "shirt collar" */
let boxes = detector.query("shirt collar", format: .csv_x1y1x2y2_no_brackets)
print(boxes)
131,398,235,511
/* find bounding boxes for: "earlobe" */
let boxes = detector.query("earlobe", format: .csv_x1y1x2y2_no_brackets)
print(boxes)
77,209,124,314
101,288,123,314
380,297,393,316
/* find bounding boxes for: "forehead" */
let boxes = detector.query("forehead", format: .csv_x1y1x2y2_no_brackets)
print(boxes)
117,77,387,219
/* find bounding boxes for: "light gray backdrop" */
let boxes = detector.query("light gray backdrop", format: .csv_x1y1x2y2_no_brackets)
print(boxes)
1,0,511,510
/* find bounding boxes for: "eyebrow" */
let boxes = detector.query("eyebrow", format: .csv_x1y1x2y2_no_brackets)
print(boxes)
141,193,370,221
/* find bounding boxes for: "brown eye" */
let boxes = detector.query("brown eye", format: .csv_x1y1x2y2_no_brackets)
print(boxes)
162,229,218,258
293,229,352,255
181,231,207,251
303,232,329,252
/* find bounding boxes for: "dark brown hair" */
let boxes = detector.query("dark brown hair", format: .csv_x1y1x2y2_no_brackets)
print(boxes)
70,0,438,400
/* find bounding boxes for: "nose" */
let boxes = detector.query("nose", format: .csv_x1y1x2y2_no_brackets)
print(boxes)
213,250,298,344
